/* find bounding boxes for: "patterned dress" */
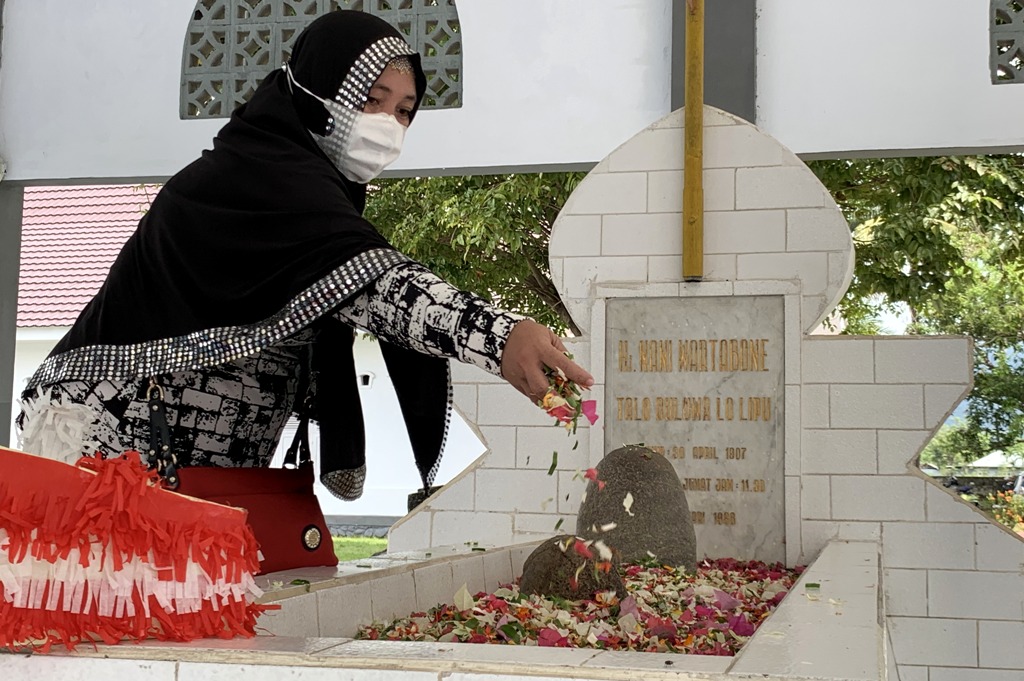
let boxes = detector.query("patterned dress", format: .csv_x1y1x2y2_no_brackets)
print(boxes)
19,262,523,474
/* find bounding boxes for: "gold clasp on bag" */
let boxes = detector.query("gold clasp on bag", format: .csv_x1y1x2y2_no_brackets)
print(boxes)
302,525,323,550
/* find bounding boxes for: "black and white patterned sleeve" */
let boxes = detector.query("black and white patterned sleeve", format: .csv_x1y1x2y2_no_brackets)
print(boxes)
334,262,526,376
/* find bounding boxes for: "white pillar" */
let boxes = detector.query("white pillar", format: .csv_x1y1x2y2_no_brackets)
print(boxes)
0,182,24,446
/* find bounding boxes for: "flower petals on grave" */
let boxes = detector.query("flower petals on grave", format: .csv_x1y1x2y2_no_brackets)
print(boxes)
357,559,803,655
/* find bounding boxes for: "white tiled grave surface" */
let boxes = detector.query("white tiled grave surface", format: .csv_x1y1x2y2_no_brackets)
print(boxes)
2,540,886,681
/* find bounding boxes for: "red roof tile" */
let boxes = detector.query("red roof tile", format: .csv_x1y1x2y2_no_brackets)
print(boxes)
18,185,159,327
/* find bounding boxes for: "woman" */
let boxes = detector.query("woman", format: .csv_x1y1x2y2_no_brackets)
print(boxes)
17,11,592,501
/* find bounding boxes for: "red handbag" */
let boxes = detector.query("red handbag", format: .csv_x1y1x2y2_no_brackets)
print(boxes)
174,460,338,575
149,381,338,575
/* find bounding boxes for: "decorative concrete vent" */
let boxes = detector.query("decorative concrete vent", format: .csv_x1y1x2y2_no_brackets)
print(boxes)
180,0,463,119
992,0,1024,83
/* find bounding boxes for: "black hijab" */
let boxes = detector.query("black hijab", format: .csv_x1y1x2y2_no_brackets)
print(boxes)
27,11,449,497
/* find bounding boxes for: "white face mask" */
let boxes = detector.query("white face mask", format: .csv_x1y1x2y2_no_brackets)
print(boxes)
285,64,406,184
338,112,406,184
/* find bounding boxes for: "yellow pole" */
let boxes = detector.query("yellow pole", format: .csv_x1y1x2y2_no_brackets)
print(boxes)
682,0,704,280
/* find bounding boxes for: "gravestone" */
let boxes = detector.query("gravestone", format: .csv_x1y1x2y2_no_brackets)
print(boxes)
519,535,627,600
576,445,697,570
604,296,785,563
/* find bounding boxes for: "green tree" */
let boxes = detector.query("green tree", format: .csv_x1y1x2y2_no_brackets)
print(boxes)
808,156,1024,454
808,156,1024,326
919,419,992,471
365,173,585,335
912,233,1024,452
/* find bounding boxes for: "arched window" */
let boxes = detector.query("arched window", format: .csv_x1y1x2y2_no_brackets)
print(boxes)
992,0,1024,83
180,0,462,118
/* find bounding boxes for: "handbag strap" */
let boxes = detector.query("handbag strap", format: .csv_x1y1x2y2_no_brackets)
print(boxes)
283,414,312,468
145,376,312,488
283,342,316,469
147,377,180,489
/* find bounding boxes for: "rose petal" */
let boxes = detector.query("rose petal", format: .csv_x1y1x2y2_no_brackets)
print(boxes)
573,539,594,559
537,627,569,647
714,589,742,611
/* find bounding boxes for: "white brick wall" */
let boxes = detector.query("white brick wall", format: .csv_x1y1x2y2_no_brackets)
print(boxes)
930,668,1024,681
558,255,647,300
737,252,829,293
601,213,681,256
928,570,1024,620
476,426,516,468
882,523,976,570
980,621,1024,668
513,512,573,539
704,124,791,168
784,384,802,476
829,384,925,429
883,568,928,616
802,428,877,474
426,473,475,512
387,105,1018,679
800,475,831,519
704,210,786,253
475,469,558,513
735,166,827,210
926,482,988,523
560,170,647,215
889,616,979,667
787,207,853,251
431,511,513,547
515,426,591,471
897,666,929,681
801,384,830,428
877,430,931,474
802,338,874,383
875,337,974,384
926,384,972,426
647,168,735,213
548,215,601,258
477,384,555,427
831,476,926,521
975,523,1024,572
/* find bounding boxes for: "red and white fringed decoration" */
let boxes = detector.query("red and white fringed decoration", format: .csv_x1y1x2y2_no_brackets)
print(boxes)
0,446,273,651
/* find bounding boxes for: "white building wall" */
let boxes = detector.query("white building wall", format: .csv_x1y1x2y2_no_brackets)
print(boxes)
2,1,1024,183
756,0,1024,158
8,327,62,446
389,105,1023,679
0,0,673,182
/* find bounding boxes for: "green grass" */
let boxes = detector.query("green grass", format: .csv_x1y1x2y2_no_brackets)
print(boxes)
333,536,388,562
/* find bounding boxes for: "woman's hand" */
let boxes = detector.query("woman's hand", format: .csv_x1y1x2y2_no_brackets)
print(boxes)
500,320,595,402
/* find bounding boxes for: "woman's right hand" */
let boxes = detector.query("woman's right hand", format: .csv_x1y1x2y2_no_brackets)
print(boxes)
500,320,594,403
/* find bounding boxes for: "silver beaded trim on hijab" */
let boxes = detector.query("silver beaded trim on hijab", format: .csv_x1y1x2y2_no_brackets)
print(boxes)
315,36,416,155
24,248,409,391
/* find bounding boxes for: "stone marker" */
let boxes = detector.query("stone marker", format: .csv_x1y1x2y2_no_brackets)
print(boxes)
577,445,697,571
519,534,626,600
